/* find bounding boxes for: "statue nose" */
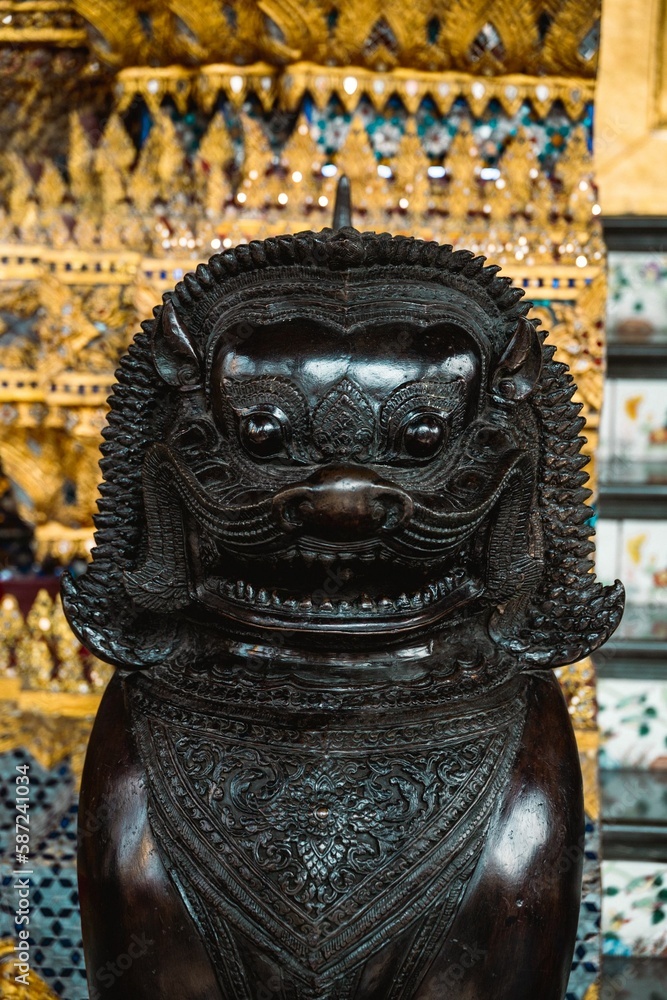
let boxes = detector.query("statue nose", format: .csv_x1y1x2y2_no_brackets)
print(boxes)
272,465,413,541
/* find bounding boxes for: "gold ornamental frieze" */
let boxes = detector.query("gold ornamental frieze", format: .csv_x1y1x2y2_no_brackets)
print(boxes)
6,0,595,76
0,83,606,553
0,11,605,1000
114,62,595,119
0,589,108,778
0,103,603,265
0,0,606,741
0,0,86,46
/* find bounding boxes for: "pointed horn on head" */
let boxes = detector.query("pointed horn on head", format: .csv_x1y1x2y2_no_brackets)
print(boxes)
333,174,352,229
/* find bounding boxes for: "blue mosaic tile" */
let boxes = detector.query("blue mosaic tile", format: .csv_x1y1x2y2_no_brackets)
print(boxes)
566,817,601,999
1,788,86,998
0,749,74,854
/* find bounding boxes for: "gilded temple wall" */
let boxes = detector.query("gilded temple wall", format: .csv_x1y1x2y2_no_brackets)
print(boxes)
0,0,605,759
0,3,607,997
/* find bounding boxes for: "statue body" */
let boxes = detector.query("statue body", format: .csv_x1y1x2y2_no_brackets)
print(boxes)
66,228,623,999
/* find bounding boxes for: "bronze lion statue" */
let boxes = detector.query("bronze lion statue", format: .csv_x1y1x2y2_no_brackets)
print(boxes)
65,227,623,1000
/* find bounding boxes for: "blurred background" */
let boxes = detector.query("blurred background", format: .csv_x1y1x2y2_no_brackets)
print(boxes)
0,0,665,996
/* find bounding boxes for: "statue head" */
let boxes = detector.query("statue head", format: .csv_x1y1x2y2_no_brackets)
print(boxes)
63,228,623,670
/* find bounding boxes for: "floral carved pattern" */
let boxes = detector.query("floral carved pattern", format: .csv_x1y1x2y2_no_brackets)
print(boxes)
128,680,527,988
312,378,376,460
174,736,489,915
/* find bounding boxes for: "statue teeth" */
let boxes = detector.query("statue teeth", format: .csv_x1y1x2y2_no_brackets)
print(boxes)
221,576,452,615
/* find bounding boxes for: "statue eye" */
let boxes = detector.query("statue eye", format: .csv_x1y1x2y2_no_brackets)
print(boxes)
403,414,448,459
240,412,285,457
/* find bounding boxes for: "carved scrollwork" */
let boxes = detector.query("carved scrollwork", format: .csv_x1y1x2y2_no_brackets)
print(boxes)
128,673,526,991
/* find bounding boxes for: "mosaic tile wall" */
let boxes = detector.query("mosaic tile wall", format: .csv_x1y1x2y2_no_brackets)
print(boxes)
599,679,667,770
0,750,87,999
596,518,667,607
608,252,667,335
597,249,667,962
599,380,667,463
596,253,667,599
570,817,603,999
603,861,667,959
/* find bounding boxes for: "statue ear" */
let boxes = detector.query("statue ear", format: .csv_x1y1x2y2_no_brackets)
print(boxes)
491,317,542,404
152,299,201,388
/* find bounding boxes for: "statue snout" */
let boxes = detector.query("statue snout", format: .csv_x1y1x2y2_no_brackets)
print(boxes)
272,465,413,541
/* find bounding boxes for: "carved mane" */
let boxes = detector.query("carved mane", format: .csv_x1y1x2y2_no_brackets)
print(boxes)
63,227,623,669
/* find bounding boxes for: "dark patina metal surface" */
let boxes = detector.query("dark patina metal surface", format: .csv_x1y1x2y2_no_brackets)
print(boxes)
65,225,624,999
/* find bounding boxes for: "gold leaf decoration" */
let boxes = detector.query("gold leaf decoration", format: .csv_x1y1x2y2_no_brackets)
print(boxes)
0,940,60,1000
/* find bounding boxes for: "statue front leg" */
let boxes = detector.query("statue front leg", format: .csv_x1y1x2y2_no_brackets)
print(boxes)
78,674,224,1000
411,671,583,1000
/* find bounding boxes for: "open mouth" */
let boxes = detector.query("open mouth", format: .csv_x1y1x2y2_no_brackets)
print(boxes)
132,444,522,635
196,563,485,633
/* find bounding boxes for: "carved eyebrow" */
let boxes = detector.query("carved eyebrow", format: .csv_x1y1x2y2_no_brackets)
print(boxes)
220,377,312,464
379,379,468,438
221,377,309,429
